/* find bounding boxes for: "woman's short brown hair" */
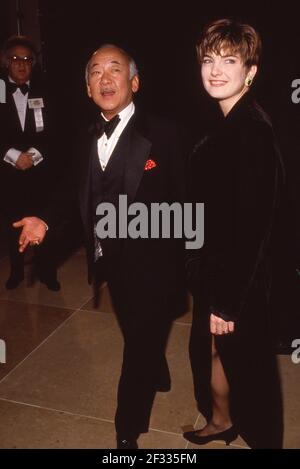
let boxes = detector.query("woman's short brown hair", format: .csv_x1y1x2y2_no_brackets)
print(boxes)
196,19,261,67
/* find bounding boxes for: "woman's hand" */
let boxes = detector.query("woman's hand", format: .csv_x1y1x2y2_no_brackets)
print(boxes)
210,313,235,335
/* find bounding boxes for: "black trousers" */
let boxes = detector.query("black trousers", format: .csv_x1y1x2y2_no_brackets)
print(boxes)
113,301,172,438
94,257,173,439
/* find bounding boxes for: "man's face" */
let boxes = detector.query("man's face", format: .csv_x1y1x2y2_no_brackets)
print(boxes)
87,46,139,119
7,45,34,84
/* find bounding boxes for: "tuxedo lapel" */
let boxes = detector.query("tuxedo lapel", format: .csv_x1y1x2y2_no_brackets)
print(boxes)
24,107,34,133
7,92,24,133
101,114,152,204
79,111,152,227
24,90,37,133
123,126,152,205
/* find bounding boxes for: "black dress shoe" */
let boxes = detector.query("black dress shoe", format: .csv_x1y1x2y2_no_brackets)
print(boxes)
117,437,138,449
5,274,24,290
40,278,61,291
183,425,238,446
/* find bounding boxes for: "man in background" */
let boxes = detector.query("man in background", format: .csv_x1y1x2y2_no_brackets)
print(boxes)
0,36,59,291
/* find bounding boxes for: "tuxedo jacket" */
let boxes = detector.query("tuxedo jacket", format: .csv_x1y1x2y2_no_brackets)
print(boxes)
46,108,188,317
0,77,52,217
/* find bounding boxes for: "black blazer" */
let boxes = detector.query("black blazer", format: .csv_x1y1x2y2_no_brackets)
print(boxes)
186,92,285,321
186,94,285,450
46,108,188,316
0,78,52,216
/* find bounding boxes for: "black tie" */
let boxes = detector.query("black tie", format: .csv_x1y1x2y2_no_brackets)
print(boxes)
95,114,120,139
8,82,29,95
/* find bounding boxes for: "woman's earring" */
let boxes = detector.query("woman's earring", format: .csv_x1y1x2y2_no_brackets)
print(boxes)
245,76,253,87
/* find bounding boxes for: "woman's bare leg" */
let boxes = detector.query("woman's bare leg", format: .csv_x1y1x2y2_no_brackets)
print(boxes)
195,337,233,436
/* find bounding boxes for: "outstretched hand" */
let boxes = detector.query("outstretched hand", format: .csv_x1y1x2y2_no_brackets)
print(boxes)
13,217,48,253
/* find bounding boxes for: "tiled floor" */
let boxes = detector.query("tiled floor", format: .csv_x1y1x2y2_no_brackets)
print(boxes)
0,248,299,449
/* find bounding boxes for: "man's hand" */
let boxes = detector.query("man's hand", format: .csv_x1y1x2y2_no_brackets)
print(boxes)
210,313,235,335
13,217,47,252
15,152,34,170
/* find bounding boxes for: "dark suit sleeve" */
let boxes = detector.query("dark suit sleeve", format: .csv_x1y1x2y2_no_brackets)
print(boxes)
185,138,209,297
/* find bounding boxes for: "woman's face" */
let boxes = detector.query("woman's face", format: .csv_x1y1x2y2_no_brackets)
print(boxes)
201,49,256,114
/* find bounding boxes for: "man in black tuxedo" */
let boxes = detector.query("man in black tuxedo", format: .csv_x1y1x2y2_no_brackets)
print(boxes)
0,36,59,291
14,44,187,448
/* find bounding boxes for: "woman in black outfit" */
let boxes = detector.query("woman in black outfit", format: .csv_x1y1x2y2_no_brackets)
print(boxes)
184,19,284,449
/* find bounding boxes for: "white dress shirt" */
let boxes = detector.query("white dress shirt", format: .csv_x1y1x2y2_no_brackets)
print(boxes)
97,101,135,170
94,102,135,260
3,78,43,167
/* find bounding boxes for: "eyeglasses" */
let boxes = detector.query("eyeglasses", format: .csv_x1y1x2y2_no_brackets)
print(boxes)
9,55,34,65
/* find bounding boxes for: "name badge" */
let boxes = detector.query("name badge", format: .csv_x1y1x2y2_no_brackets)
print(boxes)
28,98,44,109
28,98,44,132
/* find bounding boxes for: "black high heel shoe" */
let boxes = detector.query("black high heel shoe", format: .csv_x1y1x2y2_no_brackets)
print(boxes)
183,425,238,446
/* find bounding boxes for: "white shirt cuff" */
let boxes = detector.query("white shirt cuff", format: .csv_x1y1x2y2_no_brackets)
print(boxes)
28,147,43,166
3,148,22,166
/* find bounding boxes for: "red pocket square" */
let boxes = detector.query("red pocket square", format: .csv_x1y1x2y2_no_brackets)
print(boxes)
144,159,157,171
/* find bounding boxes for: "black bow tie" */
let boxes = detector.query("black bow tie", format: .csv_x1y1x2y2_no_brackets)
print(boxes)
95,114,120,139
8,82,29,95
